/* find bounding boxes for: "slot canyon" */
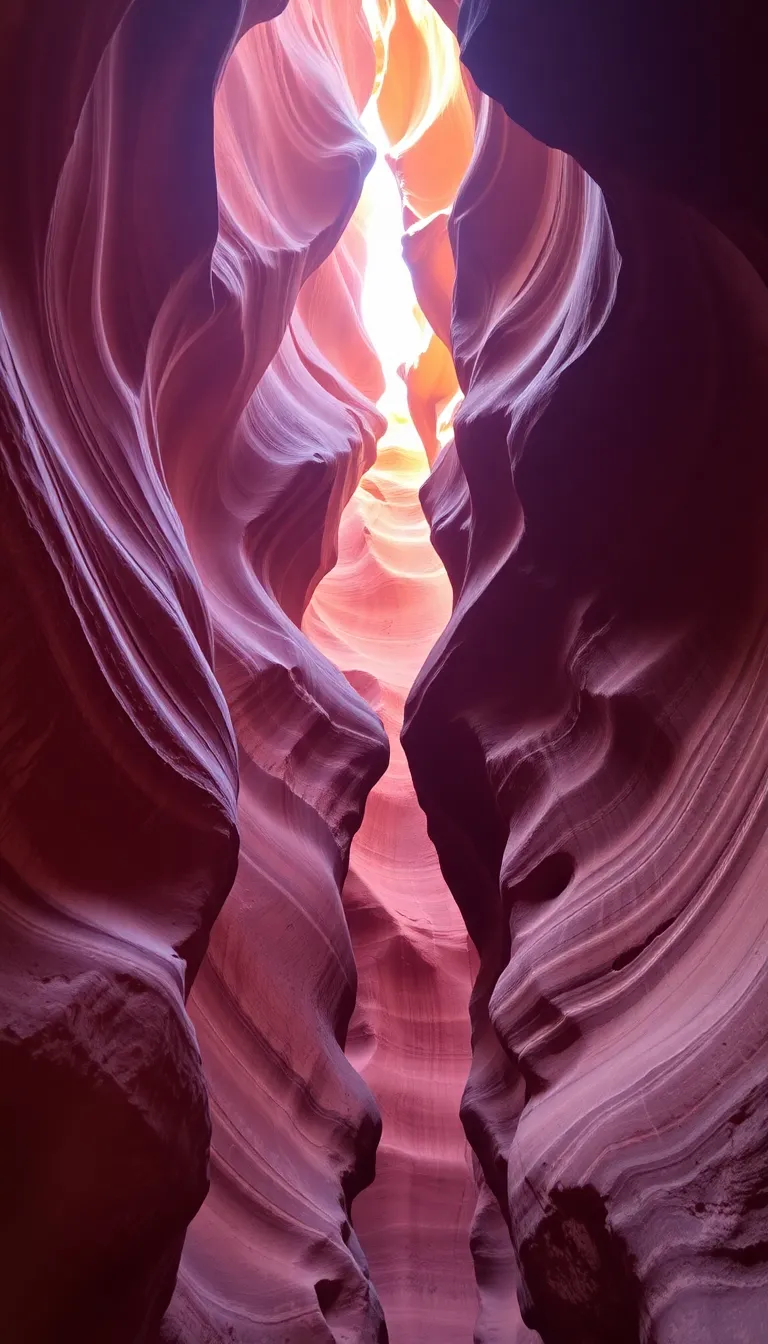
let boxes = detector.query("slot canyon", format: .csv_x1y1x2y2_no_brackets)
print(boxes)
1,0,767,1341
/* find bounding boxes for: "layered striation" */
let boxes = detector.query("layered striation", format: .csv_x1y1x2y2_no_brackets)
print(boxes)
304,423,476,1341
0,4,260,1339
404,4,768,1341
4,0,767,1341
0,1,395,1340
156,5,398,1339
303,6,480,1336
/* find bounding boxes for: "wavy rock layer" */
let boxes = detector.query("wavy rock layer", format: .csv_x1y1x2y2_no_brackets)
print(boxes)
305,426,476,1341
303,6,480,1337
1,1,396,1340
404,4,768,1342
5,0,765,1341
0,4,254,1340
158,6,398,1341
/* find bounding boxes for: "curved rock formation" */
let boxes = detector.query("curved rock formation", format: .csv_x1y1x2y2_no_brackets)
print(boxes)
302,8,479,1337
4,0,767,1340
157,6,398,1340
1,1,393,1340
456,0,768,251
305,419,476,1341
404,4,768,1342
0,4,254,1339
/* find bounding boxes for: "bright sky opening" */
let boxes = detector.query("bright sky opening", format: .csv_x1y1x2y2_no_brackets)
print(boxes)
357,100,429,436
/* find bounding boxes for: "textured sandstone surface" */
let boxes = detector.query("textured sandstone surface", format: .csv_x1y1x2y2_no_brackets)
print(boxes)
1,1,389,1339
403,3,768,1341
305,425,477,1341
157,5,394,1339
2,0,767,1341
302,10,481,1338
0,0,479,1338
0,3,247,1339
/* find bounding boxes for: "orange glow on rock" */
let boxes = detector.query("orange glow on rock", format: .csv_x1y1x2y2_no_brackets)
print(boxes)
302,4,477,1336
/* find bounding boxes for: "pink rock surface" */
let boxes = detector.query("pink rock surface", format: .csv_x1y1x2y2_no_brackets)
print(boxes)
3,0,767,1340
0,3,253,1338
404,7,768,1341
0,2,391,1339
156,6,397,1339
304,428,477,1342
296,10,485,1337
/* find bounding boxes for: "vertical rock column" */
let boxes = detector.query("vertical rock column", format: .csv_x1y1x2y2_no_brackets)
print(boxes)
0,2,278,1340
154,4,399,1340
304,421,477,1342
404,4,768,1341
304,4,481,1338
0,0,403,1339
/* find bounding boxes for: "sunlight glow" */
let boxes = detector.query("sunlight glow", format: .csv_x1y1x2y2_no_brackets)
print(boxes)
357,100,428,434
353,0,468,463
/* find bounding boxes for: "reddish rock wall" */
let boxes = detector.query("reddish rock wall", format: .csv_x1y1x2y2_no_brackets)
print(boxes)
0,4,249,1339
302,9,479,1338
158,5,395,1339
0,2,392,1340
2,0,767,1341
404,3,768,1341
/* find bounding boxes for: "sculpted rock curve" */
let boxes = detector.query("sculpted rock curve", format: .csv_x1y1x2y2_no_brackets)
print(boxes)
0,2,393,1340
404,7,768,1341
